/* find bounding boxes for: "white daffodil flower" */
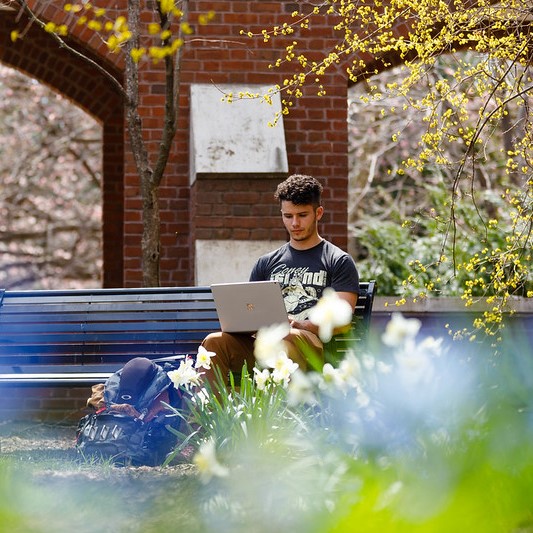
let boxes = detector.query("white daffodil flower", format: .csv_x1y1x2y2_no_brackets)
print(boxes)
253,367,271,391
376,360,393,374
362,353,376,370
395,348,435,386
191,387,210,408
271,353,299,387
168,357,202,390
418,335,445,357
320,361,356,393
322,362,343,389
254,322,291,367
355,388,371,408
287,369,316,406
308,288,353,343
193,438,229,484
338,352,362,386
195,345,216,370
381,312,422,347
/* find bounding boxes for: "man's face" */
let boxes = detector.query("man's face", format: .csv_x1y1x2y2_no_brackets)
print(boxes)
280,200,323,244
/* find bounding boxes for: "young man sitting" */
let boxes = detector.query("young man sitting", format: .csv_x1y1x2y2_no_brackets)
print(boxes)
201,174,359,387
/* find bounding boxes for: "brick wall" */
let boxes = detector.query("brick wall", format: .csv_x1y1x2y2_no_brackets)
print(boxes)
192,177,286,241
2,1,351,287
0,387,89,423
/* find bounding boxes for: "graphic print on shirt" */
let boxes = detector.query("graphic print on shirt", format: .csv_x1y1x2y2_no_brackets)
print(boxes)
271,264,328,320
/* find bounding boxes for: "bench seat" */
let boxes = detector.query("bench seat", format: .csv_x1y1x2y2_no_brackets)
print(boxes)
0,282,375,386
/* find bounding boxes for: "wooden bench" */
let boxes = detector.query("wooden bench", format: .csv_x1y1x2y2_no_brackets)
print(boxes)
0,282,376,386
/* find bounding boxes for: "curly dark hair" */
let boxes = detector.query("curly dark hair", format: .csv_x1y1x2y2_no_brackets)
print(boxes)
274,174,323,207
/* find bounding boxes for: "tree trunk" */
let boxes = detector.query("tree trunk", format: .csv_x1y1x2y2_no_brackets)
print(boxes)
125,0,160,287
141,174,160,287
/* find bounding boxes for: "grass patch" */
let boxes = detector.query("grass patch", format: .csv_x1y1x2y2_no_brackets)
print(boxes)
0,422,206,532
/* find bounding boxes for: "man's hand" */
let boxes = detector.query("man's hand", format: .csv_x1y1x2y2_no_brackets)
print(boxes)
288,317,319,336
288,291,358,340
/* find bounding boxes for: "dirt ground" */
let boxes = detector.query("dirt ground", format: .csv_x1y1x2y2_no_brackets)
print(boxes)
0,420,76,455
0,420,204,533
0,419,196,476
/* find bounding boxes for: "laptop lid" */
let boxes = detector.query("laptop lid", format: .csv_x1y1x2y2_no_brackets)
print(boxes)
210,281,288,333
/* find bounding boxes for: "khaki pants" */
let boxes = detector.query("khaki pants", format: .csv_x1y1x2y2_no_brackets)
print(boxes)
201,328,323,387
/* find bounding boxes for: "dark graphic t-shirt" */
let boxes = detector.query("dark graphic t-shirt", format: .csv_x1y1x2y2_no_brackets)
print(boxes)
249,240,359,320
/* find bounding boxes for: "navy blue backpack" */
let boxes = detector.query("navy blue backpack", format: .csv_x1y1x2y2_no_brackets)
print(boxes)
76,357,185,466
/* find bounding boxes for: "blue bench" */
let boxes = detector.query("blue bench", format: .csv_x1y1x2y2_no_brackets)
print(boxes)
0,282,376,386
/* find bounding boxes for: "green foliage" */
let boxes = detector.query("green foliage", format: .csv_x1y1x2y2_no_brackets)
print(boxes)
168,365,307,459
354,219,417,296
354,180,532,303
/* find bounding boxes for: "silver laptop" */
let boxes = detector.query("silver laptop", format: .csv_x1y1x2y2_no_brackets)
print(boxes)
211,280,289,333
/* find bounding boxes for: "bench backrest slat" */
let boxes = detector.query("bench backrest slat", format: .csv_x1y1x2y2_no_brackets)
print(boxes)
0,316,219,332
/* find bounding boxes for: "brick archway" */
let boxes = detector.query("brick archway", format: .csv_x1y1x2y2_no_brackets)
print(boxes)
2,1,356,287
0,9,125,287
